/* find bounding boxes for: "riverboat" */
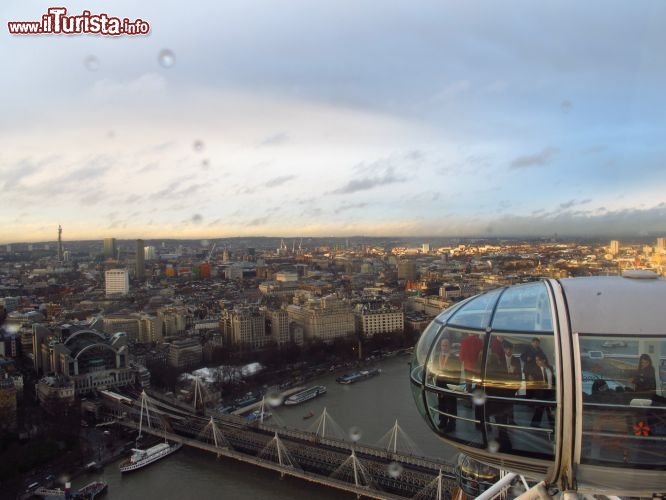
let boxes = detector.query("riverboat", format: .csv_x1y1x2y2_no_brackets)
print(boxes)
36,480,108,499
336,368,381,384
284,385,326,406
119,441,182,473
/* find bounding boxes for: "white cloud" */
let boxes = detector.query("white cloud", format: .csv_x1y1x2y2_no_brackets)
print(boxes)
90,73,168,102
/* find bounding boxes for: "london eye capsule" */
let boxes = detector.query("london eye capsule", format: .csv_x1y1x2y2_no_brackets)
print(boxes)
410,271,666,497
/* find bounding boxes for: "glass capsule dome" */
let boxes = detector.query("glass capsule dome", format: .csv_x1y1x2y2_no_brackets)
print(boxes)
410,275,666,496
455,454,501,497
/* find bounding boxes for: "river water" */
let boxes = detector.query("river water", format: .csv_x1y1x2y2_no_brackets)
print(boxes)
78,355,458,499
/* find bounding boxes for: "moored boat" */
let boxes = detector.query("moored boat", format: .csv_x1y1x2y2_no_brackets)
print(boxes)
336,368,381,384
245,409,272,423
284,385,326,406
76,480,108,499
35,480,108,500
119,441,182,473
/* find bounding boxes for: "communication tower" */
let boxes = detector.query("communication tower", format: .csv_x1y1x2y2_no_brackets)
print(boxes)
57,225,64,262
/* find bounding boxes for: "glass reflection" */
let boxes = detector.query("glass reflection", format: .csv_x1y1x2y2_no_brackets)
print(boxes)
580,335,666,467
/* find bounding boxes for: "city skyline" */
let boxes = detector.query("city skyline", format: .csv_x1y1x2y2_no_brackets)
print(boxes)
3,1,666,244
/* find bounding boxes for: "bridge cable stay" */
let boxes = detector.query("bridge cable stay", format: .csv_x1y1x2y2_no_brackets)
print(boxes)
196,416,231,455
330,447,377,492
310,407,346,440
375,419,423,456
257,431,302,477
413,468,457,500
137,390,178,440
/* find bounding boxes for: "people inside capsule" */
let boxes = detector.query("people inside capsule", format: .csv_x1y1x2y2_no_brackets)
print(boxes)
436,336,461,432
526,353,555,428
485,340,521,451
631,353,656,399
460,333,484,428
521,337,546,375
459,333,483,388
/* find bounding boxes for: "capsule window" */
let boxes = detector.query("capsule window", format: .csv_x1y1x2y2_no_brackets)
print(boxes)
425,327,485,448
580,335,666,467
492,282,553,332
483,333,555,459
447,288,504,330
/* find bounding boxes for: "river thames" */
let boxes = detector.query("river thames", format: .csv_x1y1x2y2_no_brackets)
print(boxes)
76,355,458,499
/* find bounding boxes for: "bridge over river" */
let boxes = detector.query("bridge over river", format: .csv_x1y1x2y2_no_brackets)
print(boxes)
104,391,461,500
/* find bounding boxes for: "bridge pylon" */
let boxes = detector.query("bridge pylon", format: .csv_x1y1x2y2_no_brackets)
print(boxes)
376,419,422,456
413,468,453,500
137,390,175,439
331,446,377,494
311,407,346,440
197,416,231,456
138,390,154,438
192,376,208,412
256,397,271,424
258,431,302,477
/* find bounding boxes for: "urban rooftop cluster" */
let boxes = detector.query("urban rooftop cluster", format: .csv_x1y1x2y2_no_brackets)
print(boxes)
0,234,665,457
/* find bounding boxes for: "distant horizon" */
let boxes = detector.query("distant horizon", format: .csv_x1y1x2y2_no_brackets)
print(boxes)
3,231,663,248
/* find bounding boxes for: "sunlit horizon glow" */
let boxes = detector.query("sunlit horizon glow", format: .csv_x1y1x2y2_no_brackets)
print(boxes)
2,0,666,244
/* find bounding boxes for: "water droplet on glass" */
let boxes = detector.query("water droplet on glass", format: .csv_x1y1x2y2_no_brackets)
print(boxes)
472,388,486,405
193,140,204,152
349,426,362,442
200,240,209,247
202,159,209,168
158,49,175,68
107,130,115,139
487,440,500,453
265,391,283,407
387,462,403,478
5,324,19,334
84,55,100,71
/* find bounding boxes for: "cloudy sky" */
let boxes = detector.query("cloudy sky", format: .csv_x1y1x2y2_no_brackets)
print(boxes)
2,0,666,243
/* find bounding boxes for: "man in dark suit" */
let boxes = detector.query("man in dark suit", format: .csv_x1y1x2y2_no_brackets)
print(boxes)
435,337,461,433
526,353,555,428
485,340,521,450
521,337,546,375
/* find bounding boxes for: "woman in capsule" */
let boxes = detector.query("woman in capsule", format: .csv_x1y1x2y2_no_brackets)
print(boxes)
631,353,656,398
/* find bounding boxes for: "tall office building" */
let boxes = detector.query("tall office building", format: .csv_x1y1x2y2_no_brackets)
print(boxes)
397,259,417,281
105,269,130,297
144,246,157,260
656,237,666,253
609,240,620,256
136,239,145,280
103,238,117,259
